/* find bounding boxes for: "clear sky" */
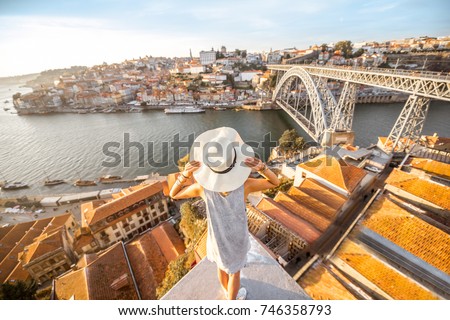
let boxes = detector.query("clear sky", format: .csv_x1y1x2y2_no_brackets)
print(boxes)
0,0,449,77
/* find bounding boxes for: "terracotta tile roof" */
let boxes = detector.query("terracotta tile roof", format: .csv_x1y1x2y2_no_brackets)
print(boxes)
336,240,439,299
151,222,186,262
0,218,52,283
423,136,450,151
74,232,96,255
408,158,450,180
288,186,339,220
43,213,73,234
0,221,35,262
256,197,321,244
125,233,163,300
20,228,65,265
84,181,163,226
274,192,331,232
298,262,357,300
5,260,31,283
55,268,89,300
362,196,450,274
386,169,450,211
0,225,14,242
297,178,346,210
378,136,414,151
298,155,367,193
85,243,139,300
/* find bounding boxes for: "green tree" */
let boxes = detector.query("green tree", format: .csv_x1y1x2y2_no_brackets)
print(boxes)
334,40,353,58
278,129,304,157
156,251,195,299
320,43,328,52
0,280,38,300
352,48,364,58
179,201,207,246
263,177,294,198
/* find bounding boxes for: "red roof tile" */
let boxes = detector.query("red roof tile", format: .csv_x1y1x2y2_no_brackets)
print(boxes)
85,243,139,300
386,169,450,211
288,186,339,220
363,196,450,274
274,192,331,232
84,182,163,226
298,178,346,210
298,155,367,193
256,197,321,244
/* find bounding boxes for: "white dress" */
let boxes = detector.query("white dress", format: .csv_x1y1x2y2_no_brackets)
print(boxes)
203,184,250,274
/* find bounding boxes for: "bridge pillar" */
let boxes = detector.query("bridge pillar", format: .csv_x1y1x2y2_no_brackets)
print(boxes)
383,95,430,153
332,82,357,130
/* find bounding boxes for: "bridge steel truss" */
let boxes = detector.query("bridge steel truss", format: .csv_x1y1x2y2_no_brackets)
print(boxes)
270,64,450,151
273,67,330,142
385,95,430,152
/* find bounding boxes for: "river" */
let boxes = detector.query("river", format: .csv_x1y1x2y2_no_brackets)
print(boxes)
0,79,449,198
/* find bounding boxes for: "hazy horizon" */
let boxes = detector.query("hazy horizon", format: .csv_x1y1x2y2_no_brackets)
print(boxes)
1,0,449,77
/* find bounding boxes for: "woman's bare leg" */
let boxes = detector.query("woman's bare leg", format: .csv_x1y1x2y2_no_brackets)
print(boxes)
217,268,229,297
227,271,240,300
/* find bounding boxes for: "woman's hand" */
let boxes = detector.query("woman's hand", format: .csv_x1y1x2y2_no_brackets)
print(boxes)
244,157,265,171
183,160,201,177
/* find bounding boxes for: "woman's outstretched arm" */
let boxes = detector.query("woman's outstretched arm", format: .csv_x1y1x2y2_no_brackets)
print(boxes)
169,161,203,199
244,157,280,194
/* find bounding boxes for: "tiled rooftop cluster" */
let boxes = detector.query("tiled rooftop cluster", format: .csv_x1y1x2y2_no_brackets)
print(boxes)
54,221,184,300
0,213,77,284
298,152,449,300
249,155,365,265
362,196,450,273
336,240,439,300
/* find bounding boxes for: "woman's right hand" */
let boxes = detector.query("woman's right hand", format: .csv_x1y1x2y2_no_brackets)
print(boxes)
183,160,201,177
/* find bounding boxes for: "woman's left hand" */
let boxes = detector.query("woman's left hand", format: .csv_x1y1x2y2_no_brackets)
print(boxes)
244,157,265,171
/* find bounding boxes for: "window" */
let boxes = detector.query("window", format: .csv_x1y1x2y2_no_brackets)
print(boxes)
100,231,107,237
139,219,144,224
112,224,118,230
130,223,136,229
150,204,155,210
137,212,142,217
115,231,121,238
49,258,56,265
127,216,133,222
124,226,130,232
301,172,307,178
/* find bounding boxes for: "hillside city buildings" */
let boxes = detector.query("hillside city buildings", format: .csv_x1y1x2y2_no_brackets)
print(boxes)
11,35,450,115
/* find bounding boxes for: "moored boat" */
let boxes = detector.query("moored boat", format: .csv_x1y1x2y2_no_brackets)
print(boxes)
98,175,122,183
164,106,205,114
74,179,97,186
1,181,29,190
44,179,65,186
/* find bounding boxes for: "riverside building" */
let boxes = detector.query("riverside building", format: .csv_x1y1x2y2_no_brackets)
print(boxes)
80,181,169,249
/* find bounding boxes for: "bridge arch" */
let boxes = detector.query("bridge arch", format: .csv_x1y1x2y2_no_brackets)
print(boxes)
272,67,334,142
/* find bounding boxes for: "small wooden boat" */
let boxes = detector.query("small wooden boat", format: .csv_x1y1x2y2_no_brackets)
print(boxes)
98,175,122,183
44,179,65,186
74,179,97,186
1,181,29,190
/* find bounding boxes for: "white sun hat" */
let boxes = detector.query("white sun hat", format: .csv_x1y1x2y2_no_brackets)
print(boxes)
190,127,254,192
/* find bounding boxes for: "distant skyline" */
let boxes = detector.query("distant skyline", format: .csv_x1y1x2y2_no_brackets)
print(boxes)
0,0,449,77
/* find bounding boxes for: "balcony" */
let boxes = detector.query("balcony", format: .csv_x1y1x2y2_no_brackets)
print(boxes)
161,236,311,300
